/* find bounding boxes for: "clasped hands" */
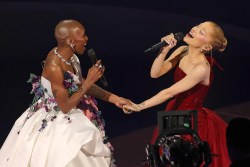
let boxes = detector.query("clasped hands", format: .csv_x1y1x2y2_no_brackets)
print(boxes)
122,102,142,114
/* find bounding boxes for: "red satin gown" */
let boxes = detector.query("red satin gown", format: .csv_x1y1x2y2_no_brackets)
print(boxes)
150,57,231,167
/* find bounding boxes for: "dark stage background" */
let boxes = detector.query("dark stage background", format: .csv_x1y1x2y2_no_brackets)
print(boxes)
0,1,250,166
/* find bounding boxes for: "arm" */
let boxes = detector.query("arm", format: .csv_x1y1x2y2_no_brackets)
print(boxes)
125,64,209,112
85,80,132,108
150,34,188,78
45,64,103,114
84,78,111,102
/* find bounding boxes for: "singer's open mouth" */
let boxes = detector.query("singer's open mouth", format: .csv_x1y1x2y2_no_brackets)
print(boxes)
187,33,193,38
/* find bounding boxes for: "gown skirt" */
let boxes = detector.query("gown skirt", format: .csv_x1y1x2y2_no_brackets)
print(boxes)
0,107,111,167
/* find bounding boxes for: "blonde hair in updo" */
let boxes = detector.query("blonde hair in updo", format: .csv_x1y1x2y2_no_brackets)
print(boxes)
209,21,227,52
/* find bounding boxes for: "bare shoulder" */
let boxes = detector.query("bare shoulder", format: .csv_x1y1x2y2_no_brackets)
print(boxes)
42,50,64,82
192,61,210,76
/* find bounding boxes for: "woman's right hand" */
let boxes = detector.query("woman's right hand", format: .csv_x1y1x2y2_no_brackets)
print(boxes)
161,33,177,52
85,60,104,86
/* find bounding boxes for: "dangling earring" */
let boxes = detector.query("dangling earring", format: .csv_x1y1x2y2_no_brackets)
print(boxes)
70,43,75,50
66,39,75,50
210,49,214,65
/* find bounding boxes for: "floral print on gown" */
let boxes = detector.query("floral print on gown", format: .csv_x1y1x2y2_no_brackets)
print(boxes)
0,55,116,167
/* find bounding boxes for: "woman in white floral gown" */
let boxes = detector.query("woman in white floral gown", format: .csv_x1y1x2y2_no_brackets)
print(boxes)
0,19,131,167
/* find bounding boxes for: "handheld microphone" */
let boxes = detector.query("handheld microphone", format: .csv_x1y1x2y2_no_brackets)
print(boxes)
87,49,108,87
144,32,184,54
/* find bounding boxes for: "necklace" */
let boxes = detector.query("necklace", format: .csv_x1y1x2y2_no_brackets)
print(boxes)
54,48,72,66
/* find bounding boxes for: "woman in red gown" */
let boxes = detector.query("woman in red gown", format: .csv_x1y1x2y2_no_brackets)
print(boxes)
124,21,230,167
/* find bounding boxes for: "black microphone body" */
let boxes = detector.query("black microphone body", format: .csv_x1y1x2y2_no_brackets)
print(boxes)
87,49,108,87
144,32,184,54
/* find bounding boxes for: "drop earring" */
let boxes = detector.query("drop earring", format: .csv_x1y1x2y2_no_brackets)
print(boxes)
70,43,75,49
210,50,214,64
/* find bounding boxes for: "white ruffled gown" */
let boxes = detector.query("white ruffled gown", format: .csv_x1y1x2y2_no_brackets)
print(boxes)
0,60,111,167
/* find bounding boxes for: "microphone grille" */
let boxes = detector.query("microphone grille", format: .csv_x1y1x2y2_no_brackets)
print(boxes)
174,32,184,41
87,48,96,58
87,48,97,64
